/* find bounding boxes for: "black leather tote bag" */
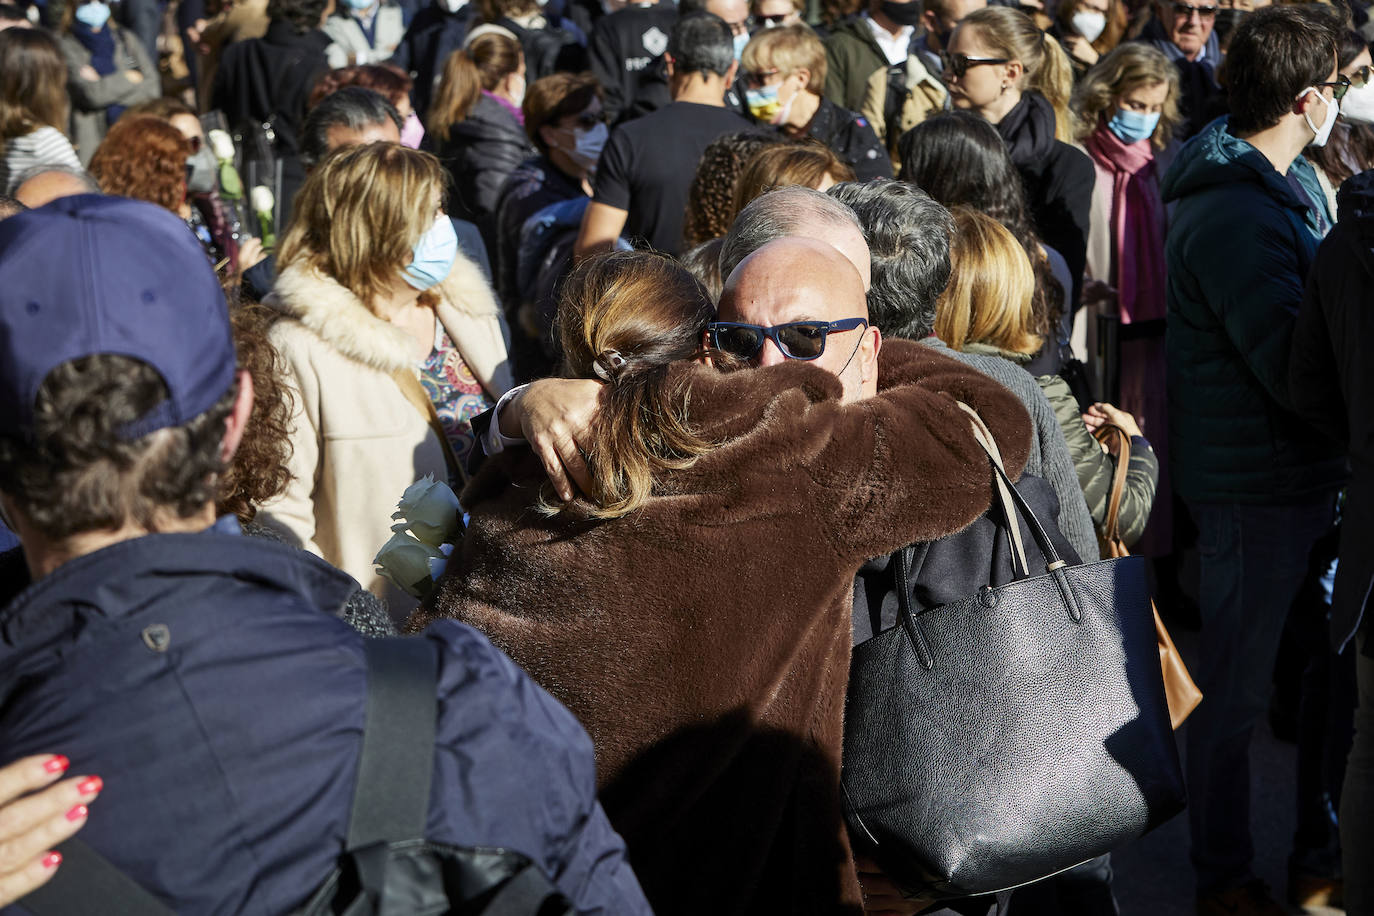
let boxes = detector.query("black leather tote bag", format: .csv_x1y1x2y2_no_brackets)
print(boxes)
842,405,1185,899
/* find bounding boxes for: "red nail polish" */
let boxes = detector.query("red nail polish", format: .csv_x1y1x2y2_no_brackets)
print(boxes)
42,755,69,774
65,805,87,822
76,776,102,796
41,852,61,870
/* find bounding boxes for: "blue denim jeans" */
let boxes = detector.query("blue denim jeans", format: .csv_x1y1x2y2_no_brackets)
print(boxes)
1185,495,1339,893
1342,626,1374,914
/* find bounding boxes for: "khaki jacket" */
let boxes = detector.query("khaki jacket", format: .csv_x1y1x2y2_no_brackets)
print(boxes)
259,252,513,617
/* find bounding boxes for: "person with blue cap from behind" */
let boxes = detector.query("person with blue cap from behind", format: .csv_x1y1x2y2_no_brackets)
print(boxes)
0,195,649,914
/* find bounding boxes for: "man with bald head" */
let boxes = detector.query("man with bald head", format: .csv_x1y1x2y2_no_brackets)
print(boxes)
12,166,100,209
714,235,878,402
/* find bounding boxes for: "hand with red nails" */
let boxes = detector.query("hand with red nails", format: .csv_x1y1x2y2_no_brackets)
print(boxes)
0,755,101,906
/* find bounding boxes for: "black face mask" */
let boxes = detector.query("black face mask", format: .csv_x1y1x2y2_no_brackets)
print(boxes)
879,0,924,26
1212,7,1246,41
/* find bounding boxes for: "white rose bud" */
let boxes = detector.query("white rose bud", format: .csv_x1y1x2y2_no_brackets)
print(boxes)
250,185,275,215
207,129,236,162
392,475,461,547
373,531,446,599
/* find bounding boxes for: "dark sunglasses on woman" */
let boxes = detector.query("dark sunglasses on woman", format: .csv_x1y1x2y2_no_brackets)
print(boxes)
708,318,868,361
940,51,1011,79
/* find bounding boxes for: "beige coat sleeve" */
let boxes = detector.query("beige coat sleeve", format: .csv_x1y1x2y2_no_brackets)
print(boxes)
257,322,325,556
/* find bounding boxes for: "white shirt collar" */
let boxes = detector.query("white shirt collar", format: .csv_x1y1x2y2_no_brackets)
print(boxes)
861,11,914,67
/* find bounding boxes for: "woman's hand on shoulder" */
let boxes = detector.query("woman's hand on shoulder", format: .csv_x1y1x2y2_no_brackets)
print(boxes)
0,754,103,906
501,378,604,501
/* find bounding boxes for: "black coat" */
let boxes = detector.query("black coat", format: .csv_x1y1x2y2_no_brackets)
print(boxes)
432,94,537,251
390,1,479,119
1291,170,1374,651
588,2,675,125
996,91,1094,311
211,20,331,219
804,95,892,183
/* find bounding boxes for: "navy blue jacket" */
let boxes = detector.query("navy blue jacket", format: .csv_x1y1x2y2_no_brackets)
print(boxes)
0,523,649,915
391,0,479,121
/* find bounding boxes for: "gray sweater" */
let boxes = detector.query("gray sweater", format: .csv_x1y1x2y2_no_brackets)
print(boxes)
920,337,1100,563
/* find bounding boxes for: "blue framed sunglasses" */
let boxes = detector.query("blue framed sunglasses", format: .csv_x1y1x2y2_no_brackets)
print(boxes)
707,318,869,361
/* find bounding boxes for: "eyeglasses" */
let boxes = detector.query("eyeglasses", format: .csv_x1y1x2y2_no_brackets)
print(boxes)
1315,75,1352,101
750,12,791,27
940,51,1012,78
1170,2,1218,18
1346,64,1372,90
708,318,868,361
565,109,605,129
744,66,780,86
185,134,203,153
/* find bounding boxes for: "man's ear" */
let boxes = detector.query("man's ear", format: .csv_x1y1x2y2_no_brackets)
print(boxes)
861,326,882,386
920,7,938,32
725,59,739,86
665,53,677,79
219,369,254,466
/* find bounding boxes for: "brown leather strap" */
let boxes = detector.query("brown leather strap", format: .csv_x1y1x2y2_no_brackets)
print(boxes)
391,368,467,487
1093,424,1131,545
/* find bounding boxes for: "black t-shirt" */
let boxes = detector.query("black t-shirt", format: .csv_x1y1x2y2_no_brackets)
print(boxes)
588,3,677,125
593,100,753,256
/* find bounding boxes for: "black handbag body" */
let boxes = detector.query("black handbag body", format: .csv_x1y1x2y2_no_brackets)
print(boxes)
841,407,1185,899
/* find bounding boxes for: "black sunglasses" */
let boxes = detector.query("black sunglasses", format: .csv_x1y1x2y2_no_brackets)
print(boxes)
1314,75,1352,101
1170,2,1218,17
708,318,868,361
940,51,1012,78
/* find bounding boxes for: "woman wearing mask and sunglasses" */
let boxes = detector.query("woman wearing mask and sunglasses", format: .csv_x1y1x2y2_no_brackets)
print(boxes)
259,143,514,619
1305,30,1374,217
409,236,1033,916
493,71,606,381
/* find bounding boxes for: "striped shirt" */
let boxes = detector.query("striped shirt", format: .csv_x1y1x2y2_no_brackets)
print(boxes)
1,126,83,195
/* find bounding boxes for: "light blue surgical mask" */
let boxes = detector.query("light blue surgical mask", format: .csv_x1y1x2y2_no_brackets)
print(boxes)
74,1,111,29
344,0,375,11
1107,108,1160,145
733,30,750,61
403,215,459,290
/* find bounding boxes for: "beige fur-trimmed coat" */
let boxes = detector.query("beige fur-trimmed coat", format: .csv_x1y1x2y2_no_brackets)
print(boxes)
412,340,1033,915
259,254,514,615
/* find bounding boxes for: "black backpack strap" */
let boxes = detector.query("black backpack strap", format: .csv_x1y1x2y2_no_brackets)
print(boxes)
346,636,440,850
22,839,174,916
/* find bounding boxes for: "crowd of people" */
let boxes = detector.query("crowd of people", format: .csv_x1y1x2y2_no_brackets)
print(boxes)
0,0,1371,911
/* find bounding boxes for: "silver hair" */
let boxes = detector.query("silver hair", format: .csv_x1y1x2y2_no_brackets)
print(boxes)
718,185,863,282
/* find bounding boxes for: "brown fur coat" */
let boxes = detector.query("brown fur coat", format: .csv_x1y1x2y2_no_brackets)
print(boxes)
410,339,1032,915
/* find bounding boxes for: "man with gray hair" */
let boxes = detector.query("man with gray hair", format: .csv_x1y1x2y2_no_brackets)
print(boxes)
12,166,100,210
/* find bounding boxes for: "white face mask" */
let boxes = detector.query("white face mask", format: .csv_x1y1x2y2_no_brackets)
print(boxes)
440,0,467,12
508,73,526,108
1299,86,1340,147
1070,9,1106,42
1340,80,1374,125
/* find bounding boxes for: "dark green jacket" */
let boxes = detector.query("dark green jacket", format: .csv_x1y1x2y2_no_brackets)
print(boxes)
1161,117,1345,504
823,18,886,115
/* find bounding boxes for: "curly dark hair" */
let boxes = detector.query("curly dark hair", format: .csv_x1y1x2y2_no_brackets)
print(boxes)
682,129,786,249
267,0,330,33
898,111,1064,339
217,303,294,524
89,116,192,214
0,356,235,541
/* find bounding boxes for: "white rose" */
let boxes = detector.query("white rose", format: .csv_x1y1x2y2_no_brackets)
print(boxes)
392,475,462,547
250,185,275,214
373,531,446,599
207,129,236,162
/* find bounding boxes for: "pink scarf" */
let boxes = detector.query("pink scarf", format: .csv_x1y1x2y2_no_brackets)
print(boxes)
1086,120,1167,324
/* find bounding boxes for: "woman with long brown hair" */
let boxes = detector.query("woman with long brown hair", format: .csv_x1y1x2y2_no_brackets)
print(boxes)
259,142,513,616
0,29,81,194
428,29,535,247
409,241,1034,915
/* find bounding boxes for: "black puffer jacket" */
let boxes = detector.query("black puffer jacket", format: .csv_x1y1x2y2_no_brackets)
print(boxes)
996,91,1094,309
432,94,537,249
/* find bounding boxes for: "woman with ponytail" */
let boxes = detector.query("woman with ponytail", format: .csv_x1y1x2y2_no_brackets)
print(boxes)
428,28,536,249
944,5,1095,309
410,241,1034,915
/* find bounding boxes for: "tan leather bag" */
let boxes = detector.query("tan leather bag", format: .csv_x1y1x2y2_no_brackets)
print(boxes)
1094,424,1202,730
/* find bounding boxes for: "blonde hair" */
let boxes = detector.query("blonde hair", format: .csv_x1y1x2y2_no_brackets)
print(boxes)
740,24,827,91
732,141,855,215
547,251,721,519
277,143,449,312
960,6,1078,142
936,207,1042,356
428,33,523,140
1073,43,1181,149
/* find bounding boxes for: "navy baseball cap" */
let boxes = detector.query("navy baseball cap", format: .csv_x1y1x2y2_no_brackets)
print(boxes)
0,194,237,440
